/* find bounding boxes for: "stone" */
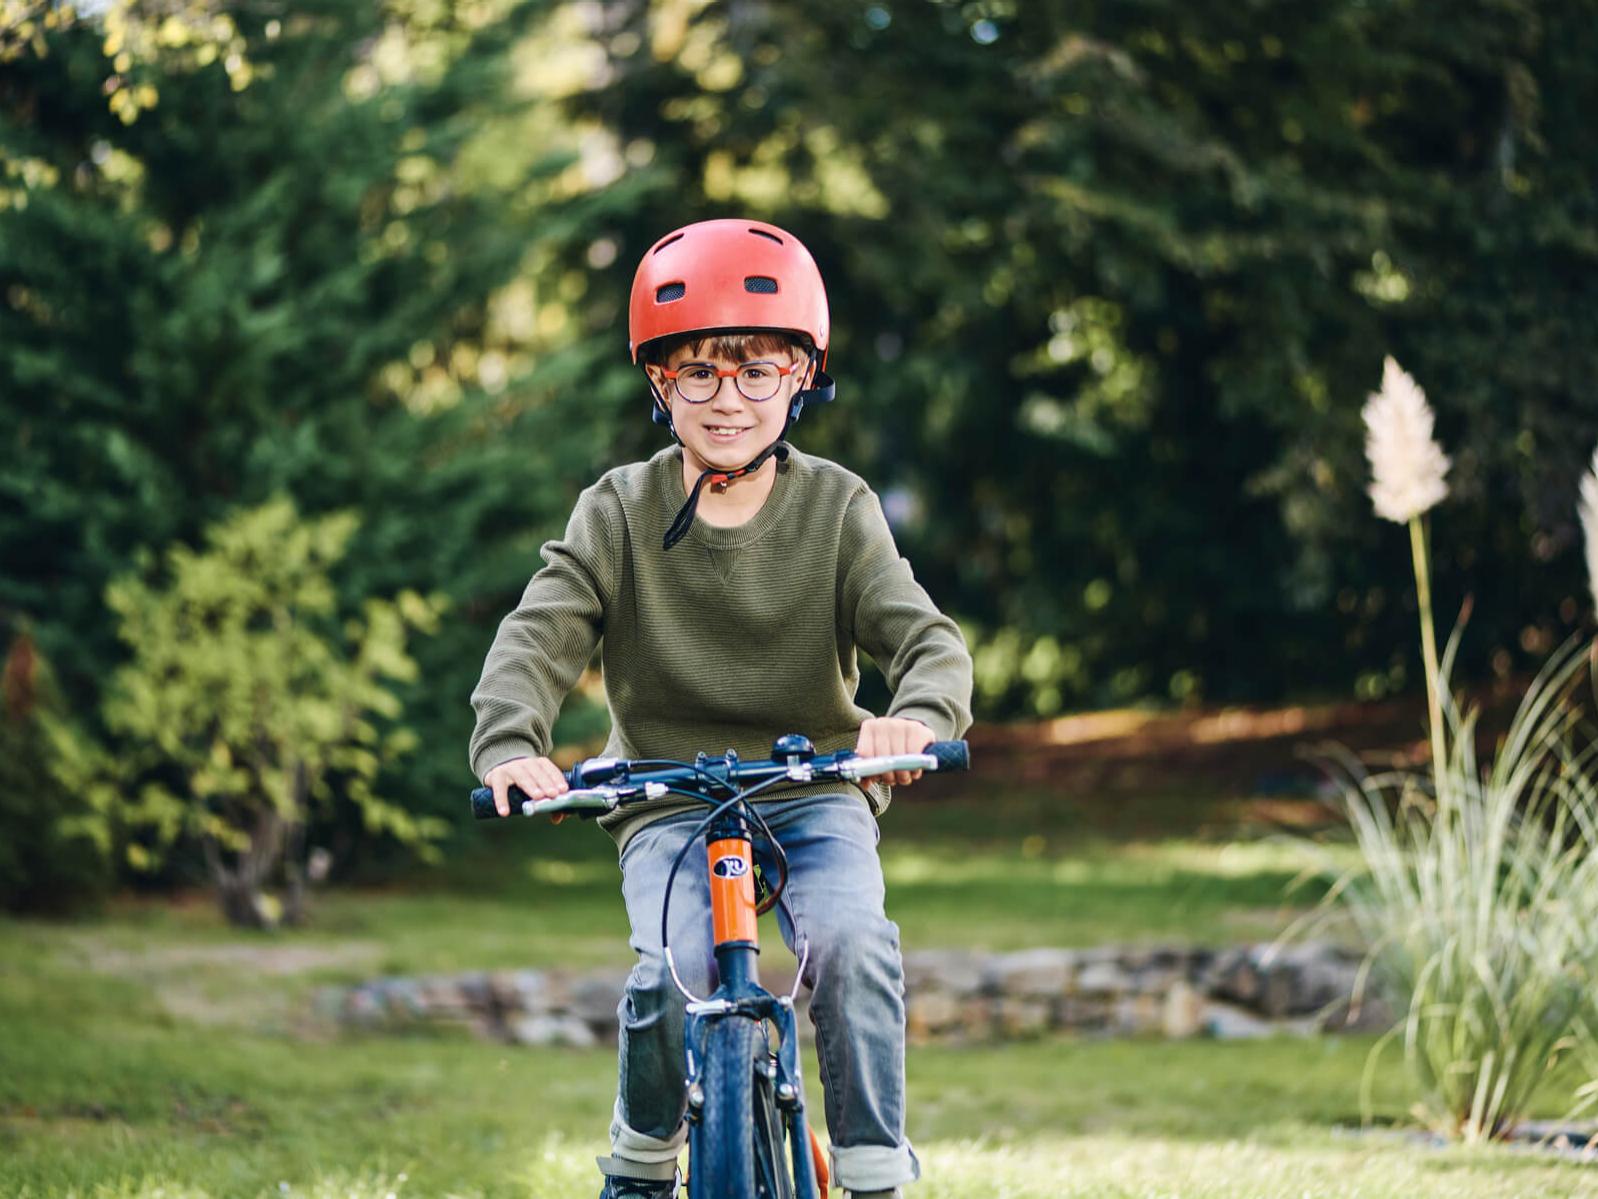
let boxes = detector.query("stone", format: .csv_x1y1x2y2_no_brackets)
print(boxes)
509,1013,599,1048
987,948,1075,999
995,996,1051,1038
1131,965,1181,996
507,969,550,1014
1318,993,1394,1035
1112,993,1162,1036
380,977,425,1020
907,989,962,1041
1161,980,1205,1039
959,996,996,1041
1259,964,1298,1019
570,972,627,1036
902,949,987,998
1202,1000,1278,1040
418,974,477,1021
484,971,520,1011
1207,947,1264,1006
1291,951,1362,1016
1075,959,1131,996
1054,994,1113,1032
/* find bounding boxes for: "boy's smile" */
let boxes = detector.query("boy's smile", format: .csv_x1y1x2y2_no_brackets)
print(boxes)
650,347,807,480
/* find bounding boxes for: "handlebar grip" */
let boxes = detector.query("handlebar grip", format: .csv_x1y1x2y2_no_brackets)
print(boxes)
926,740,970,772
471,785,531,820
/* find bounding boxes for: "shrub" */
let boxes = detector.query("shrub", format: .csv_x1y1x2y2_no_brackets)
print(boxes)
1309,636,1598,1140
58,499,446,928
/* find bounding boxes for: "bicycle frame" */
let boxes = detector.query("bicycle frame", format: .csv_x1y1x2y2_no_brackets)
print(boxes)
469,734,971,1199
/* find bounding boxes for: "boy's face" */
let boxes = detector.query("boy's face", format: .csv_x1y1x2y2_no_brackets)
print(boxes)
647,342,809,473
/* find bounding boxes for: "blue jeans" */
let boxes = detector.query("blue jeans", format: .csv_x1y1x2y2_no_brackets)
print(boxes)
606,792,919,1193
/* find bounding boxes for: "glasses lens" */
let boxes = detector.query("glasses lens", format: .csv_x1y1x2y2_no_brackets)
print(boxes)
674,364,719,402
735,362,782,401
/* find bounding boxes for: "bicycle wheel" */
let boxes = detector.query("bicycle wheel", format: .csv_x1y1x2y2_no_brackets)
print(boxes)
687,1015,759,1199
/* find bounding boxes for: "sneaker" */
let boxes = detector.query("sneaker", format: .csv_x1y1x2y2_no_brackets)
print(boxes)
597,1171,679,1198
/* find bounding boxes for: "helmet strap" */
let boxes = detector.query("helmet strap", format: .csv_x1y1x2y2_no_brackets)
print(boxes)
663,441,791,550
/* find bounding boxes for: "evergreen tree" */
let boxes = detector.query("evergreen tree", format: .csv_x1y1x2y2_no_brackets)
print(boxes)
1,0,621,848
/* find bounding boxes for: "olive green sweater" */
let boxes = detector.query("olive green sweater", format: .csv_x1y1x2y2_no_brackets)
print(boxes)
469,445,973,848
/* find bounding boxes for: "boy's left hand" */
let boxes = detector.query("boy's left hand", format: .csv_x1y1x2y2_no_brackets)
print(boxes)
855,717,936,786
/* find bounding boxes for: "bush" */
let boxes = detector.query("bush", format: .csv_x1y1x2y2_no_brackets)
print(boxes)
1306,636,1598,1140
64,499,447,928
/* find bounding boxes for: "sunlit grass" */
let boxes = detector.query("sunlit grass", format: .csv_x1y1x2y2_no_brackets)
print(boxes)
2,804,1590,1199
7,783,1586,1196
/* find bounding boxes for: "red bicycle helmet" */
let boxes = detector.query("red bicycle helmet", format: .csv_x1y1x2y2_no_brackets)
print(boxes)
628,219,830,365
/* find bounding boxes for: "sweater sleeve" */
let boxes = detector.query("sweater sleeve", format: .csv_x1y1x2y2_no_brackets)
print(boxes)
839,487,974,742
468,484,618,782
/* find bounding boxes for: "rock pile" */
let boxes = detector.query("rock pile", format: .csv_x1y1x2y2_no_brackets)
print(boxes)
323,941,1390,1047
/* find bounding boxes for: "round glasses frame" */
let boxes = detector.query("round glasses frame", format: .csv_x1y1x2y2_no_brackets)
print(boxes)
660,359,802,404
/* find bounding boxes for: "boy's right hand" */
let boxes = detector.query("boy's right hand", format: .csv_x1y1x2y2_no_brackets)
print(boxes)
484,756,570,819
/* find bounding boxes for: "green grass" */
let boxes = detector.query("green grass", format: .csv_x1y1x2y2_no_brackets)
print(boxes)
1,790,1587,1197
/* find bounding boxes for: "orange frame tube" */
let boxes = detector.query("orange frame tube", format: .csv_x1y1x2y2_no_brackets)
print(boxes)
707,838,758,947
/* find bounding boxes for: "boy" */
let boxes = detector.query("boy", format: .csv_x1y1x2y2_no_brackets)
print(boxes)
469,219,973,1199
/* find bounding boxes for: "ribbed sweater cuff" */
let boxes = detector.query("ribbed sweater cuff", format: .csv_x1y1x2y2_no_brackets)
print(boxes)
473,738,542,785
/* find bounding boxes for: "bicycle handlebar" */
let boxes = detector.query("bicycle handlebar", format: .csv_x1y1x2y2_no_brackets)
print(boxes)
469,737,970,821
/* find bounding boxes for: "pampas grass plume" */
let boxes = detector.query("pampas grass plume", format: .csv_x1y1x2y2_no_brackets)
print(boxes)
1363,357,1450,524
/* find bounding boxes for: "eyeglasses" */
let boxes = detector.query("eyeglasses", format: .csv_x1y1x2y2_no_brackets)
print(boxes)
660,359,802,403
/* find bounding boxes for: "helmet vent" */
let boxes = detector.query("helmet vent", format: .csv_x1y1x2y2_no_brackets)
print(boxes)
744,275,779,294
655,282,686,303
748,228,784,244
652,232,685,254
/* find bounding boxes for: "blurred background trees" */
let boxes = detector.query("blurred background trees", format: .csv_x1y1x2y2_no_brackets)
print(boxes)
3,0,1595,908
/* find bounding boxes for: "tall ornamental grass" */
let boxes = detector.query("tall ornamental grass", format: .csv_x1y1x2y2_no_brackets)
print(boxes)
1313,636,1598,1141
1302,366,1598,1141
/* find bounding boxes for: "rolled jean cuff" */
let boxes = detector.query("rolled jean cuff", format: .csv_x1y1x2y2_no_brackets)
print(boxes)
608,1096,686,1165
830,1140,921,1193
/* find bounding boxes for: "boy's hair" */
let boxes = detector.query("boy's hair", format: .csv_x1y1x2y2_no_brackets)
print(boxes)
640,330,810,367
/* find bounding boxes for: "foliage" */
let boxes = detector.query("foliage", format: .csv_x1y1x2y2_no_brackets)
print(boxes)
0,625,113,913
62,499,446,926
7,0,1598,890
555,0,1598,712
0,0,613,837
1302,636,1598,1140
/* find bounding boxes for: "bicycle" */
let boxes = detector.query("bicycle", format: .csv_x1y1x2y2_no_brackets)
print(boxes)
470,732,970,1199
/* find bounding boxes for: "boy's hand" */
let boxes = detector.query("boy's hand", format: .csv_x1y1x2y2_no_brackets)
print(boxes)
855,717,935,787
484,756,570,821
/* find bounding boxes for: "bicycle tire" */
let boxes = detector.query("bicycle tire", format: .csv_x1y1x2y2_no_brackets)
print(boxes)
688,1015,760,1199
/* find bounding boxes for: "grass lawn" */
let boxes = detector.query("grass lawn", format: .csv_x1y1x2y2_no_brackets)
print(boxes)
2,781,1590,1197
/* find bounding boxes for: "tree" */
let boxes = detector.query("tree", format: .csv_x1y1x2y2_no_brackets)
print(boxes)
74,499,443,927
556,0,1598,712
1,0,621,844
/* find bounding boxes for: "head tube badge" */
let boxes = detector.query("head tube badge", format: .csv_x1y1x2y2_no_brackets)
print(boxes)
712,853,749,880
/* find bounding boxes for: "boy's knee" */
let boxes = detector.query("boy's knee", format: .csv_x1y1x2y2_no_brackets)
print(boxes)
806,914,902,996
621,949,713,1028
